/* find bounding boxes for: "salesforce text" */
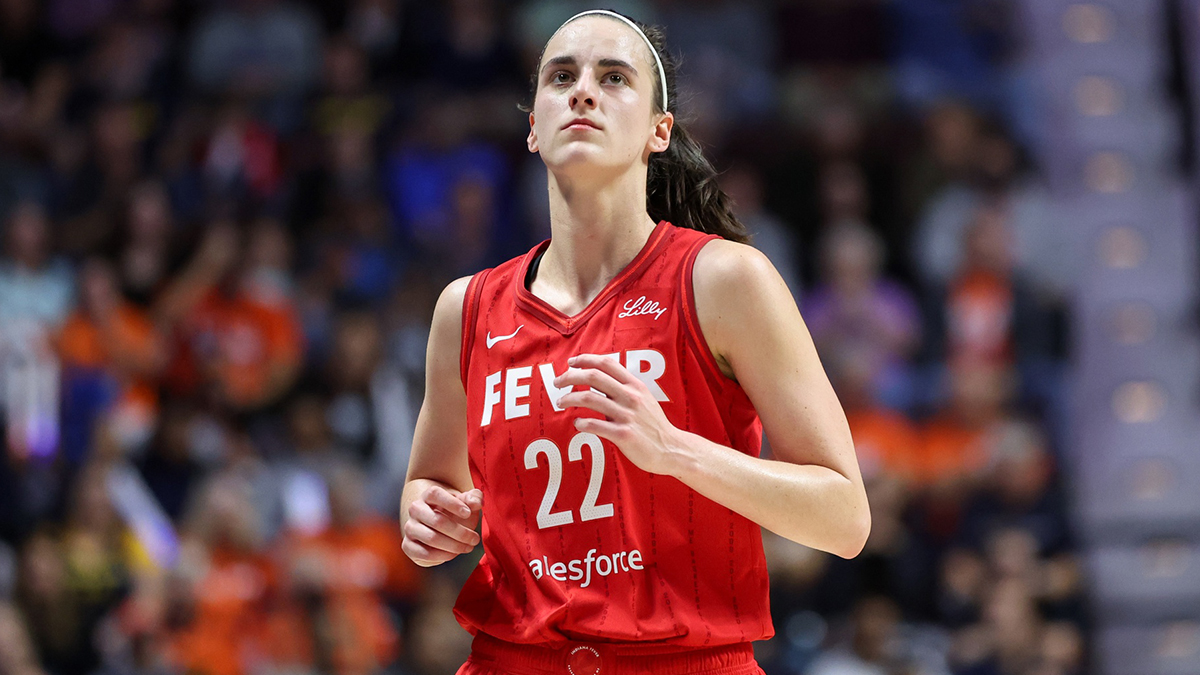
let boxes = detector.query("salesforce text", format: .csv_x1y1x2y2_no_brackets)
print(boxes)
528,547,644,587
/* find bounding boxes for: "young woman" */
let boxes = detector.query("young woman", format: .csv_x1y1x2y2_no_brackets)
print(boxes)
400,10,870,675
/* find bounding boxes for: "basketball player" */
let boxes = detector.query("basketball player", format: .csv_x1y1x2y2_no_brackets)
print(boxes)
400,10,870,675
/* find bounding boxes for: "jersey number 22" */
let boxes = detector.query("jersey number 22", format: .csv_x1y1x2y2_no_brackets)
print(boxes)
524,432,614,529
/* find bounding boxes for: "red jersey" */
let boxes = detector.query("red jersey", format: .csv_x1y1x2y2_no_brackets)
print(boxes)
454,221,773,647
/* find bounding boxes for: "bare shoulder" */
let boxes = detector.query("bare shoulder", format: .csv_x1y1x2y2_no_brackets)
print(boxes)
692,239,779,298
427,275,474,381
692,239,803,376
429,273,470,331
693,239,794,329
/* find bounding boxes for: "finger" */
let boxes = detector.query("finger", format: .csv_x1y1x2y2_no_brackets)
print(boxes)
554,366,628,402
424,485,473,519
404,519,478,555
568,354,637,385
558,390,624,420
406,519,476,555
410,500,481,545
462,489,483,512
402,537,455,566
573,416,625,443
409,501,481,546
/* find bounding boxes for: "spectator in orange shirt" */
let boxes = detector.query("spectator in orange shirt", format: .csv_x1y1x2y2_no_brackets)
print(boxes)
919,361,1012,487
918,360,1015,543
327,464,424,605
271,465,422,675
158,222,304,412
940,205,1055,371
58,258,166,461
166,474,278,675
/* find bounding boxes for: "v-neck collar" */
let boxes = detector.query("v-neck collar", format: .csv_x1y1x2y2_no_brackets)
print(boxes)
514,220,671,335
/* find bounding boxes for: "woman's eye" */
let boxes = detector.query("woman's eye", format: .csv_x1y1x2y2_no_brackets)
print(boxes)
552,71,572,84
606,73,625,85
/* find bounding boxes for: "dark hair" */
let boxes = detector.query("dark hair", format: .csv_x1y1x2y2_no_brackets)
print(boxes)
520,12,750,244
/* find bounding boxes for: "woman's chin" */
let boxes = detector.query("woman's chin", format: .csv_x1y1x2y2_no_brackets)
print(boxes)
544,150,625,179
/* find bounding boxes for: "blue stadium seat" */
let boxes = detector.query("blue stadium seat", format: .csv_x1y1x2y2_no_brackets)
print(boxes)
1018,0,1168,55
1098,621,1200,675
1089,541,1200,622
1074,447,1200,546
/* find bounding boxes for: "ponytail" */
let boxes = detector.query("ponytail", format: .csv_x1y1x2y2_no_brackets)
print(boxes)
626,20,749,244
646,117,749,244
525,13,750,244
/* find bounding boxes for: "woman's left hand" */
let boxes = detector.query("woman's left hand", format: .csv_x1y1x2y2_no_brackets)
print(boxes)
554,354,685,477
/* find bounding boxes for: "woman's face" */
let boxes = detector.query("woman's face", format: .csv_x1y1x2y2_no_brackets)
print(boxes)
528,16,671,179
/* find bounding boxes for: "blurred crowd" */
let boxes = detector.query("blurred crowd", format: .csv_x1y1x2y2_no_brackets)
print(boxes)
0,0,1087,674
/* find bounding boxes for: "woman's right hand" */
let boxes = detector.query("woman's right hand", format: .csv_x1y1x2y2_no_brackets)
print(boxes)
402,484,483,567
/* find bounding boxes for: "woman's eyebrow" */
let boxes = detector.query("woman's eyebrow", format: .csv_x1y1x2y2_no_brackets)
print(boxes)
598,58,638,75
541,56,639,76
541,55,576,74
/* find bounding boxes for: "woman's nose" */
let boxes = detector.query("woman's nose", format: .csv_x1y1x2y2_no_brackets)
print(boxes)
570,73,598,109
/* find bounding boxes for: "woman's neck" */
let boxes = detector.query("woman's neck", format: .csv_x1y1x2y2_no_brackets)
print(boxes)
534,172,658,313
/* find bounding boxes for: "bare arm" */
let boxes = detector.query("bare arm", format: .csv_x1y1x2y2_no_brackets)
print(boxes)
399,276,482,567
684,240,868,557
558,241,869,559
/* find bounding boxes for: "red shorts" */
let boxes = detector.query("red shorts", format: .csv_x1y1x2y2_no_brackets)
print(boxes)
457,633,766,675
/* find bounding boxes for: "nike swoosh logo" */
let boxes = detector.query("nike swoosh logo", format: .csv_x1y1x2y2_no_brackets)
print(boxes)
486,325,524,348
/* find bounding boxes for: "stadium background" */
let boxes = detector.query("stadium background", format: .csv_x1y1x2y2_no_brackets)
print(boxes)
0,0,1197,673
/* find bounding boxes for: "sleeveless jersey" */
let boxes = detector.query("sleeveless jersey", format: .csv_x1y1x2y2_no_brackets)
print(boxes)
454,221,773,647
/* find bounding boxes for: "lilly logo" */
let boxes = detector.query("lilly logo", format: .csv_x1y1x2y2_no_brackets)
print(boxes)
618,296,667,320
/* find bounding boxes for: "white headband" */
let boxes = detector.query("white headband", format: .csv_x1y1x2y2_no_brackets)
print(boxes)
554,9,668,111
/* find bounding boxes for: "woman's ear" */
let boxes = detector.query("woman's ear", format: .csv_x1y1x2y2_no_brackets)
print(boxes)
527,112,539,153
649,112,674,154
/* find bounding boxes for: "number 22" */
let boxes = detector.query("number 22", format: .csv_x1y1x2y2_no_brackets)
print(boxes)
523,432,615,529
